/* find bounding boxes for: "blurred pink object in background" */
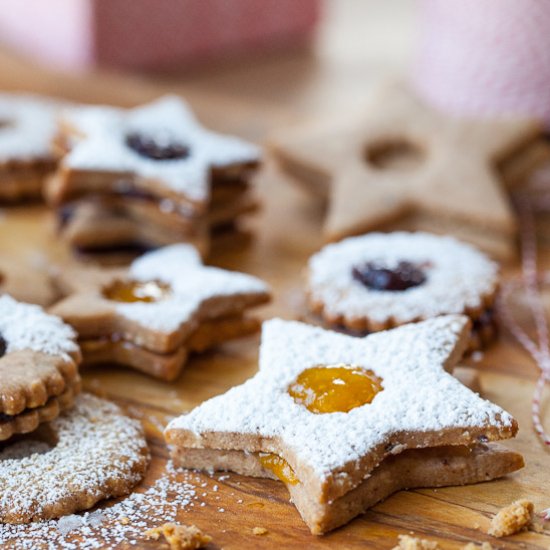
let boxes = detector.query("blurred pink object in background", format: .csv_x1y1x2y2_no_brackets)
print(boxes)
413,0,550,125
0,0,320,71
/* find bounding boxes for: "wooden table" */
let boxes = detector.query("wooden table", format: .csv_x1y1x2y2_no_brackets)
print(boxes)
0,2,548,548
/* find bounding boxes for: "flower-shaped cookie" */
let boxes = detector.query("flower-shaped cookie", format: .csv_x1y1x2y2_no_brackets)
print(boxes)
307,231,499,348
0,295,81,441
51,244,270,380
166,316,519,533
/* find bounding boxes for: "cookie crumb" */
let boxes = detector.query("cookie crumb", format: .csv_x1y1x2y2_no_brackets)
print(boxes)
119,516,130,525
488,499,534,537
393,534,440,549
145,523,211,550
252,527,268,536
462,543,493,550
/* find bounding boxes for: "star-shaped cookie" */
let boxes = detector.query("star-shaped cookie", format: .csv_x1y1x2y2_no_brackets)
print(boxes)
48,95,260,211
270,83,542,259
50,244,270,380
165,316,519,533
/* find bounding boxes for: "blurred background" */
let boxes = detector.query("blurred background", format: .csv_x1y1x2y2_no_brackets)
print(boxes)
0,0,417,135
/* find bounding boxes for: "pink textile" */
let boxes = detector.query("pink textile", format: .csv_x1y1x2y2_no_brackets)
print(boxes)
0,0,320,71
413,0,550,125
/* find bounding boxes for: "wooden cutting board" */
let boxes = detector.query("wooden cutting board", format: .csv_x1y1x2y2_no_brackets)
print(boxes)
0,2,549,546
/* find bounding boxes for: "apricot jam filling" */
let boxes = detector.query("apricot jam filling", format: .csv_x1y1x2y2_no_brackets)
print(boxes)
103,279,171,303
258,453,299,485
288,364,383,414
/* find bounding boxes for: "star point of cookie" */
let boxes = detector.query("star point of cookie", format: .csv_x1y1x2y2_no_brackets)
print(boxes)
51,244,270,380
271,82,542,259
165,316,518,507
0,94,60,202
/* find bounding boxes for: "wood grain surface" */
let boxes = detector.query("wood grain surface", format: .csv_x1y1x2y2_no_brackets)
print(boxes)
0,2,548,548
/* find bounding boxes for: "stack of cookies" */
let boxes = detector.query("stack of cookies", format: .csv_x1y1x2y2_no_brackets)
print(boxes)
46,96,261,257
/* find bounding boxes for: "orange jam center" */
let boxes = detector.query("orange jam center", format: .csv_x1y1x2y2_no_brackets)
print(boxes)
103,279,171,303
288,364,383,414
258,453,299,485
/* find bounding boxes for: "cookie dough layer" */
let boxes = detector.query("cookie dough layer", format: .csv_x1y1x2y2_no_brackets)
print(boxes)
79,315,261,381
0,160,57,202
0,378,80,441
172,443,523,535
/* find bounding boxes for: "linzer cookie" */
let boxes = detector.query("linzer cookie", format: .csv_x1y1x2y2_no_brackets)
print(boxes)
51,244,270,381
0,295,81,442
0,94,59,202
270,82,542,260
307,232,499,350
47,95,260,257
165,317,521,534
0,393,149,523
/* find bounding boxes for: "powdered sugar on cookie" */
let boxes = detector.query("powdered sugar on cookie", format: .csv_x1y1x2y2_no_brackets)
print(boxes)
62,96,260,202
308,232,499,325
166,317,516,493
0,393,149,523
116,244,269,332
0,295,78,359
0,94,59,163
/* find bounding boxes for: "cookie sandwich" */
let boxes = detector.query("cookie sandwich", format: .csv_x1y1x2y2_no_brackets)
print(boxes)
0,294,81,442
51,244,270,381
46,95,260,257
165,317,522,534
307,232,499,350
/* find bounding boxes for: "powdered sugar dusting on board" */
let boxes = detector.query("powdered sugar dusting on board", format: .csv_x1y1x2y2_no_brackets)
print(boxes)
167,317,515,482
0,94,59,163
308,232,499,325
115,244,269,332
0,295,78,359
62,95,260,202
0,462,201,549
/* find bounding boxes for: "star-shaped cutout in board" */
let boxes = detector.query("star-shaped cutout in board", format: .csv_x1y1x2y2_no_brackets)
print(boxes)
50,244,270,380
51,95,260,212
166,316,518,525
270,83,542,259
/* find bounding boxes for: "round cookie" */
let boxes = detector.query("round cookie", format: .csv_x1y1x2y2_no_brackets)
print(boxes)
307,232,499,349
0,295,81,441
0,393,150,523
0,258,58,307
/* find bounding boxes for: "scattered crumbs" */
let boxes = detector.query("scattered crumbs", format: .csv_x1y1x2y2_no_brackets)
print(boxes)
488,499,534,537
212,485,218,492
145,522,211,550
252,527,268,536
237,499,243,504
473,523,480,529
218,475,230,481
393,534,440,550
218,508,225,513
462,543,493,550
0,462,202,549
471,351,484,363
